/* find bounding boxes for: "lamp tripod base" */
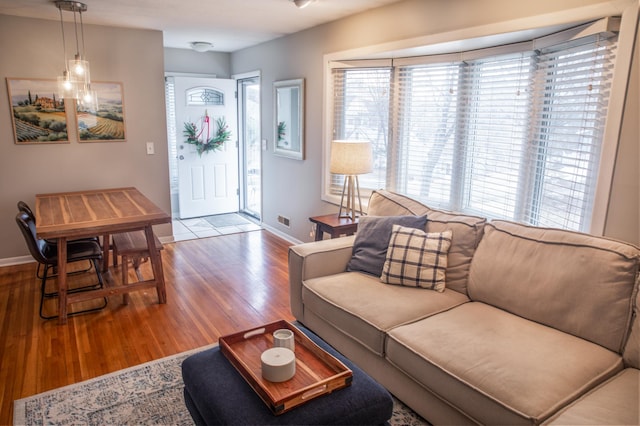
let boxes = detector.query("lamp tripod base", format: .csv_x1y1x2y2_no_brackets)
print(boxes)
338,175,364,221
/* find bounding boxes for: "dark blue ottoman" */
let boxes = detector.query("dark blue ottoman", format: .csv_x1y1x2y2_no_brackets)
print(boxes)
182,323,393,425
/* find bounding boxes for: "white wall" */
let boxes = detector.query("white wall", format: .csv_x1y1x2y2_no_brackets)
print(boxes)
231,0,640,245
0,16,171,260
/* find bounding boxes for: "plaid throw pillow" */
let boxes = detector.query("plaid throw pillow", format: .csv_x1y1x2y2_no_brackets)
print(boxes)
380,225,452,292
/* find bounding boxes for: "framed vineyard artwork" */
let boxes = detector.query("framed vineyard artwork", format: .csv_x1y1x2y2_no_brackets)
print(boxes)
6,78,69,144
77,81,126,142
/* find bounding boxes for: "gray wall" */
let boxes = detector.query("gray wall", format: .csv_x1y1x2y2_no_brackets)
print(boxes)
231,0,640,246
0,15,171,261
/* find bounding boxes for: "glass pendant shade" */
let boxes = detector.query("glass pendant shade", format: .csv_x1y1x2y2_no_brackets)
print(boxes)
78,86,98,111
69,57,90,84
57,71,80,99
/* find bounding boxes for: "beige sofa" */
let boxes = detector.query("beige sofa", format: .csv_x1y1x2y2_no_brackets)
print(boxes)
289,190,640,425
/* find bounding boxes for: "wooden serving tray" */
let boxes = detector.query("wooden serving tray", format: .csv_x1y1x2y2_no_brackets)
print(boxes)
219,320,353,415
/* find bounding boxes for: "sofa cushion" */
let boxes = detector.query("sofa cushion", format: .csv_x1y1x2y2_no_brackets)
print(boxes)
386,302,624,425
381,225,452,292
543,368,639,425
302,271,469,355
367,190,485,295
347,214,427,277
468,220,640,353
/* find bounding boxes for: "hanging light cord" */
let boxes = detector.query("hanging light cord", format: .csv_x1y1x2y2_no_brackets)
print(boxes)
58,6,68,71
79,9,86,58
72,7,80,57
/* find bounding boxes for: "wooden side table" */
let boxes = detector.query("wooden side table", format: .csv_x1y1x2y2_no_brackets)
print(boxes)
309,214,358,241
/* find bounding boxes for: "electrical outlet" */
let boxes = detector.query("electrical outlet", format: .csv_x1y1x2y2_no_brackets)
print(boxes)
146,141,155,155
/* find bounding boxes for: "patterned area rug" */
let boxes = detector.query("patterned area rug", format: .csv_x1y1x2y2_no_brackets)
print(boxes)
14,345,428,425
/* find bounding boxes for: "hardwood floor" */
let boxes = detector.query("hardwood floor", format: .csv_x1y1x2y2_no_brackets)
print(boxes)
0,230,295,425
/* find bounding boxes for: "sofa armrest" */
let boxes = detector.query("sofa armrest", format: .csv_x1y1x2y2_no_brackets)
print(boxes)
288,236,355,320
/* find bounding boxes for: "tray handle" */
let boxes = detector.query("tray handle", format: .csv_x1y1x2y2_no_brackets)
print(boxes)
301,384,327,400
243,327,266,339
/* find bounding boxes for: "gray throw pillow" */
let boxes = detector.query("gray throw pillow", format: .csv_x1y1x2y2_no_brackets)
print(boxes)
347,215,428,277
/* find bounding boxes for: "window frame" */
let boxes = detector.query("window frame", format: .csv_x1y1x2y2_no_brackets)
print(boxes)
322,3,638,235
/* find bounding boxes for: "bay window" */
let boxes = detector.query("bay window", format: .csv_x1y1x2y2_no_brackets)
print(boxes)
328,19,619,232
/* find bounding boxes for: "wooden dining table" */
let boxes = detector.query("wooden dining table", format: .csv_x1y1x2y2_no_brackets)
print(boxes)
35,187,171,324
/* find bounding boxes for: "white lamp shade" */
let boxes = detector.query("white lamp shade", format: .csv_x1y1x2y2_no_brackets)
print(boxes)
330,140,373,175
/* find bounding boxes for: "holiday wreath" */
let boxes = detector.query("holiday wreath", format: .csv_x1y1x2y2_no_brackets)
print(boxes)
183,116,231,156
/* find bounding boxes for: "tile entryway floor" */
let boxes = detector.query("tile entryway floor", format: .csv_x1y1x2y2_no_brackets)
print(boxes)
172,213,262,242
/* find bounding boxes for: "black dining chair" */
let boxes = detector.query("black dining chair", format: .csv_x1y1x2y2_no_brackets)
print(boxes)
17,200,102,277
16,201,35,219
15,211,108,319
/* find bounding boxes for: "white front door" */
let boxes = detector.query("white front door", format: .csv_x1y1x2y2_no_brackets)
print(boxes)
174,77,239,219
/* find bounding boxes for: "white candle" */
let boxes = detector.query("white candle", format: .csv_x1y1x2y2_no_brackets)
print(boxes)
261,347,296,382
273,328,295,352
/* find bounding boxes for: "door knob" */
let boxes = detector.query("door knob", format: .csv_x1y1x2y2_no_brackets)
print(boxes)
179,155,185,160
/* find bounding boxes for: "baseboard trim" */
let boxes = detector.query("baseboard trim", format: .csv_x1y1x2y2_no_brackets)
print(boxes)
0,255,35,267
260,225,302,245
159,235,175,244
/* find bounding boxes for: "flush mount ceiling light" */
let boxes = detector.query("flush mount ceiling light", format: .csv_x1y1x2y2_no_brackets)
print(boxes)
190,41,213,52
291,0,316,9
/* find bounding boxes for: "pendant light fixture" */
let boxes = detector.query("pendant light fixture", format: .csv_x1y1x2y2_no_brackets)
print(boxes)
55,0,96,109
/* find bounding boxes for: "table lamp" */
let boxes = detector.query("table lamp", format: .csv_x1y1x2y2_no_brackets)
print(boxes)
330,140,373,220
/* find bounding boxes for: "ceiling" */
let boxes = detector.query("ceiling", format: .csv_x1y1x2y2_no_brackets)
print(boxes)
0,0,405,52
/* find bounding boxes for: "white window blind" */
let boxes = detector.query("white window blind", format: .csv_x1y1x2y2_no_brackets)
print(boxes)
328,23,618,232
395,62,460,206
527,36,617,230
331,67,391,197
164,77,178,193
458,52,535,219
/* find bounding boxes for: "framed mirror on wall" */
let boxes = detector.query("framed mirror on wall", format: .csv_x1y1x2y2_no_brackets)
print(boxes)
273,78,304,160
